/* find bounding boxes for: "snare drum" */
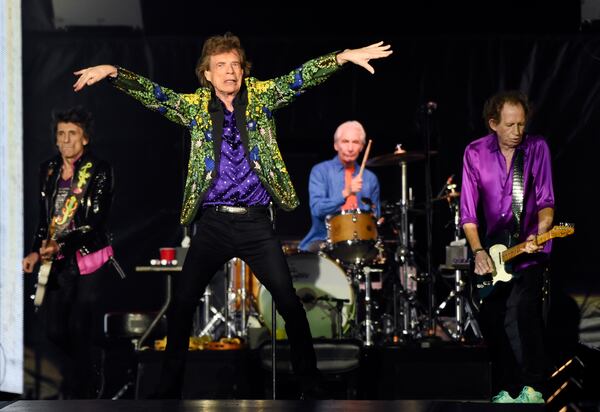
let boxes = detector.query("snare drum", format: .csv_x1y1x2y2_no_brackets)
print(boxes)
257,252,355,339
326,209,378,264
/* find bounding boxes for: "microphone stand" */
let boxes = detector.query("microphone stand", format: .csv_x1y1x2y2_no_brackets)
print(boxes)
423,102,438,340
269,204,277,400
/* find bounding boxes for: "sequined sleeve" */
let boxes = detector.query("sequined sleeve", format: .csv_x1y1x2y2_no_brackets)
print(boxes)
110,66,200,127
249,52,341,111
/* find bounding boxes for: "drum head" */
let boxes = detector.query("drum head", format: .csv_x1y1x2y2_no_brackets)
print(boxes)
326,209,378,264
257,252,354,339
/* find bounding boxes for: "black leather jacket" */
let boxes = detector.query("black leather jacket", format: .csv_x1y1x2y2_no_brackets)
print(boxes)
31,150,114,258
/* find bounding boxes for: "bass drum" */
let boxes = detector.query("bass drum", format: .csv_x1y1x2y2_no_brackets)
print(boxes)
257,252,355,339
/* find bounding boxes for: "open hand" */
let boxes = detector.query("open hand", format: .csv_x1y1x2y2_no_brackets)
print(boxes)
73,65,118,92
336,41,393,74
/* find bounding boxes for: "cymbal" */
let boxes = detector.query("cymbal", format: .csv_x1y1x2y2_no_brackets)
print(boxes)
366,149,438,167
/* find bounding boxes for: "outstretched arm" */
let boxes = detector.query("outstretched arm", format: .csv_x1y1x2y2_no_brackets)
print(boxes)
336,41,393,74
73,64,197,127
73,65,118,92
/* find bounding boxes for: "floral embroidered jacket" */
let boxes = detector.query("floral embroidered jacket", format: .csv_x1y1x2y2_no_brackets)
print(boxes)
111,52,341,225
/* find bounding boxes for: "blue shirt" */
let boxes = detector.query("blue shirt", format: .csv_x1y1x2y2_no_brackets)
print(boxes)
203,104,271,207
299,155,380,251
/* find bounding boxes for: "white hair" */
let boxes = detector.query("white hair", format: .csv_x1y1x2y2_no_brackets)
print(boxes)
333,120,366,144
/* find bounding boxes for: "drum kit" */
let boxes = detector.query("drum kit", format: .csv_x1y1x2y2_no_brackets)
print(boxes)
194,145,481,347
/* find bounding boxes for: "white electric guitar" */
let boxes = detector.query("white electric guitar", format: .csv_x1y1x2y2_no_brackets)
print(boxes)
33,257,53,310
32,225,91,310
476,224,574,298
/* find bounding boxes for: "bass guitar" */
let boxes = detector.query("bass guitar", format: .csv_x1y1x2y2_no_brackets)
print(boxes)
475,223,574,299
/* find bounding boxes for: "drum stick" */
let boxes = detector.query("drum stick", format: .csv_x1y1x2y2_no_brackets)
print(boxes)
358,139,373,178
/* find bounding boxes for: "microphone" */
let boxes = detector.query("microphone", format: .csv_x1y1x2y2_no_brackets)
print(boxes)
426,101,438,115
436,174,454,198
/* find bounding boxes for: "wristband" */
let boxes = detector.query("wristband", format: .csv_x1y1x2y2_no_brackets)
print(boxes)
472,248,485,255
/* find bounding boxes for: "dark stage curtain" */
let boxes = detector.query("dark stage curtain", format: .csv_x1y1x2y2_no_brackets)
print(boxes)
22,31,600,318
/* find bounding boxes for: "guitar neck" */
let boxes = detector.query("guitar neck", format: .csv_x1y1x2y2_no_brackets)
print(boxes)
502,231,553,263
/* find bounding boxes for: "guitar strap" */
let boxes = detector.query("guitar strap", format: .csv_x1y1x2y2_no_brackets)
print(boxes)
51,160,96,237
511,149,525,240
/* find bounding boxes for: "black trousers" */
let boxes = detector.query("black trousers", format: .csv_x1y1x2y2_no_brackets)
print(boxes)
477,264,547,396
40,257,106,399
157,207,318,397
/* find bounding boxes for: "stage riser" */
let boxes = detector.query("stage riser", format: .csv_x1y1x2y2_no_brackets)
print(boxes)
135,350,258,399
132,343,491,400
361,346,491,400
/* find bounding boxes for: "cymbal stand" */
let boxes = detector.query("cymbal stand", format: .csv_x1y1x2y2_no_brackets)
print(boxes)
422,105,436,337
396,158,418,339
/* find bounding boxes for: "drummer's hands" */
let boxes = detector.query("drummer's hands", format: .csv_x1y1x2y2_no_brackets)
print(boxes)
350,175,363,194
342,176,362,198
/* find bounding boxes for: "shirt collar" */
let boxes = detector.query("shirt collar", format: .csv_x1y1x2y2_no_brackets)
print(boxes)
487,132,528,153
332,155,358,171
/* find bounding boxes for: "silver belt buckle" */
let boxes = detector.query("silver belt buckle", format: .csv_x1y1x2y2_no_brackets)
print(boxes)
219,205,247,214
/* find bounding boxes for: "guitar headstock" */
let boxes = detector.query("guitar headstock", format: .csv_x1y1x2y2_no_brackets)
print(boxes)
550,223,575,238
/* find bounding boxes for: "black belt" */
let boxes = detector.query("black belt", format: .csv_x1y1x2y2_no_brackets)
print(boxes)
212,205,269,215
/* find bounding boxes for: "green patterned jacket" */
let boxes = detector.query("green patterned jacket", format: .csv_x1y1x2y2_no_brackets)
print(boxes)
111,52,341,225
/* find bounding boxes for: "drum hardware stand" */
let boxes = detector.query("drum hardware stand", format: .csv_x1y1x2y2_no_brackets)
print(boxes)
225,258,251,339
362,266,382,346
393,154,421,340
195,260,239,339
198,303,231,338
346,262,382,345
436,186,482,341
311,295,350,339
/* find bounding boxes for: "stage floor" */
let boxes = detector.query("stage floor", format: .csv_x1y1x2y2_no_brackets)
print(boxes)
0,399,546,412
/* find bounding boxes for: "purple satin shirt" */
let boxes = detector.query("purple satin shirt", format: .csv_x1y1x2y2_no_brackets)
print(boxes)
203,105,271,207
460,133,554,266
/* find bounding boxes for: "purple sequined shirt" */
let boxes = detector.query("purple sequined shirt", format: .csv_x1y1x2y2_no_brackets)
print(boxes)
460,133,554,265
203,104,271,207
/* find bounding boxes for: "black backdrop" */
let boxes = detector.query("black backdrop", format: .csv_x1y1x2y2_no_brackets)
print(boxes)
21,3,600,335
